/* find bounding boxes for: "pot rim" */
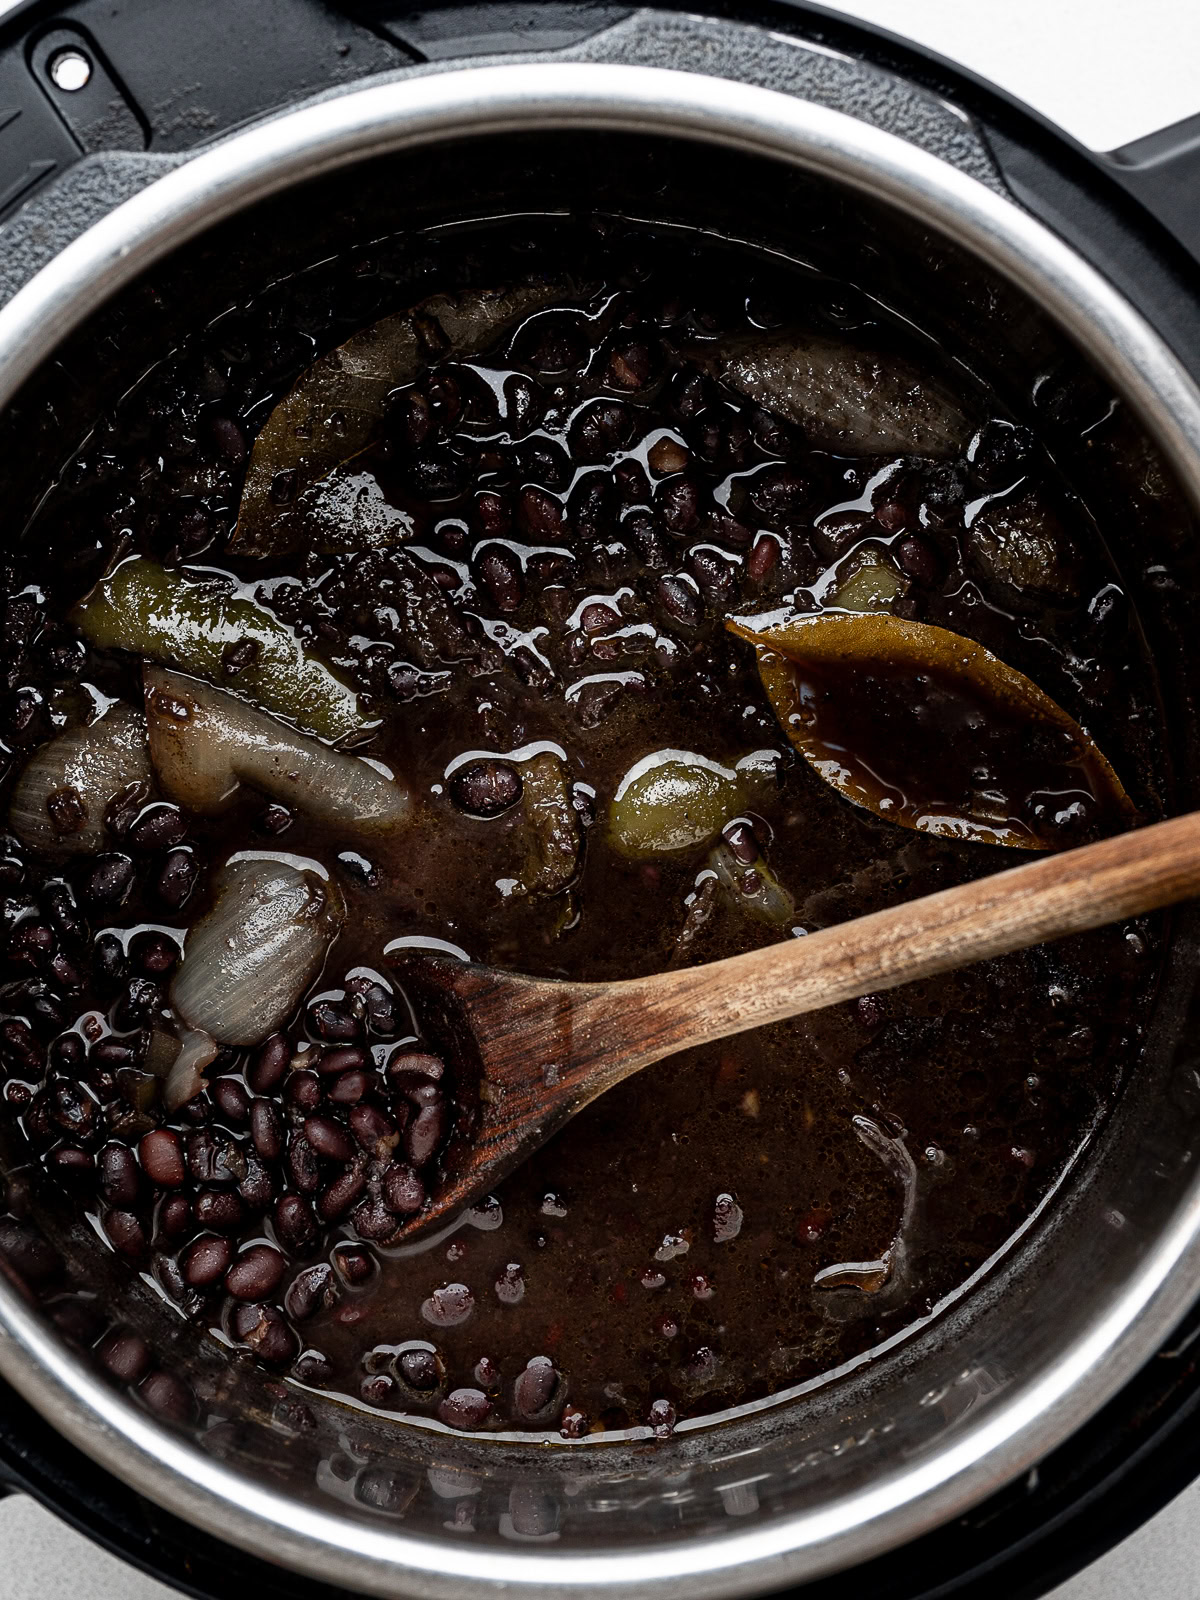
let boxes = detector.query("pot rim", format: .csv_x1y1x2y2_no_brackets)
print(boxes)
2,58,1200,1600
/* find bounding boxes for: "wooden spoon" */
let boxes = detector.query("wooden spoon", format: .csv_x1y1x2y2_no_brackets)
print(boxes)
390,810,1200,1239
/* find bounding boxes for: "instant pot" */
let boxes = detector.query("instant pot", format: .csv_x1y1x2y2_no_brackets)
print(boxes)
4,2,1200,1597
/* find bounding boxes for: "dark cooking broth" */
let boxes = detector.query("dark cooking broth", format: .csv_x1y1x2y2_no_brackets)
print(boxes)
0,216,1166,1438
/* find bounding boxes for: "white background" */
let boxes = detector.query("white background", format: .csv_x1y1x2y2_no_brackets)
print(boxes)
6,2,1200,1596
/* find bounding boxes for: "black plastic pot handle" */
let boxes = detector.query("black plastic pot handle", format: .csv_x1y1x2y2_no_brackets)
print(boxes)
1104,110,1200,274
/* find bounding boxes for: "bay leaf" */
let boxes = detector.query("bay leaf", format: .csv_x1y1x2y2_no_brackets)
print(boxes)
727,611,1135,850
233,283,566,560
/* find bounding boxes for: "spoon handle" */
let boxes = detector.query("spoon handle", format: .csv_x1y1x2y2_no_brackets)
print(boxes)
611,811,1200,1066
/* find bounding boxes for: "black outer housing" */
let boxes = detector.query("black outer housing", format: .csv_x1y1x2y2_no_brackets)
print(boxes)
1,2,1200,1597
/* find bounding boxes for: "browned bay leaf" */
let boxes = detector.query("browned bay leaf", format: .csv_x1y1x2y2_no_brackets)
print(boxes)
727,611,1135,850
233,283,566,560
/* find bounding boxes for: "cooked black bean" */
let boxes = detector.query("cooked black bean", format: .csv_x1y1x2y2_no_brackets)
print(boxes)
437,1388,491,1429
286,1134,321,1194
275,1193,319,1255
195,1188,245,1233
102,1209,147,1260
154,848,198,909
181,1232,233,1288
96,1326,152,1384
315,1045,367,1077
158,1193,192,1239
318,1167,367,1222
307,1001,358,1043
247,1032,290,1093
129,803,187,852
99,1141,141,1207
139,1128,185,1187
212,1077,250,1123
250,1098,283,1160
449,759,522,818
349,1103,397,1157
513,1356,559,1419
304,1115,356,1163
382,1162,425,1215
226,1243,287,1300
285,1262,337,1321
328,1070,372,1105
403,1102,445,1167
333,1244,375,1287
231,1302,297,1365
83,853,135,907
138,1368,195,1422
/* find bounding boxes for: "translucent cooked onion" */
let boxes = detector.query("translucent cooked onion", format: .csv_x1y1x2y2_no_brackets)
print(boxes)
8,704,151,854
160,1027,220,1112
170,857,345,1047
144,667,410,834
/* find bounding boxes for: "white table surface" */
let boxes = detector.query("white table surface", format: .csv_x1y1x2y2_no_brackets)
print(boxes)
8,2,1200,1597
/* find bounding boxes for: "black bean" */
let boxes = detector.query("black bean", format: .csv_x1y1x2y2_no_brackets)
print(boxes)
689,546,736,603
8,920,52,967
476,550,524,617
571,400,633,461
307,1001,359,1043
130,930,180,976
102,1209,147,1260
275,1193,319,1255
115,976,162,1030
382,1162,425,1215
517,486,564,540
0,1017,41,1074
360,1374,397,1408
292,1349,332,1386
657,477,700,534
49,1079,96,1140
569,475,613,541
91,1036,141,1072
138,1368,195,1422
181,1232,233,1288
155,848,198,910
655,574,702,628
398,1347,441,1390
249,1098,283,1161
386,1049,444,1083
749,465,811,522
285,1263,337,1322
397,1078,442,1110
328,1070,372,1105
0,1218,60,1281
158,1193,192,1239
248,1032,290,1093
391,389,432,452
894,533,942,585
304,1115,355,1163
437,1388,491,1430
513,1356,559,1419
129,804,187,853
232,1302,298,1366
318,1167,366,1221
139,1128,186,1188
48,1032,85,1072
404,1102,446,1167
237,1156,274,1212
99,1141,141,1207
285,1071,322,1114
96,1326,152,1384
83,853,134,907
212,1077,250,1123
92,931,126,989
195,1188,245,1233
352,1197,398,1240
226,1243,287,1301
349,1103,398,1159
315,1045,367,1077
449,758,522,818
186,1129,218,1184
287,1134,321,1194
42,880,86,944
333,1244,375,1287
209,415,247,463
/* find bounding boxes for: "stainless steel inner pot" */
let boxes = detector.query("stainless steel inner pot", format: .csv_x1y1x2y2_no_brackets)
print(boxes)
2,37,1200,1600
